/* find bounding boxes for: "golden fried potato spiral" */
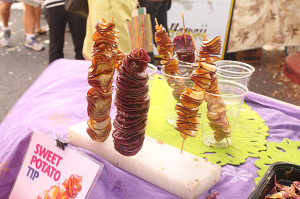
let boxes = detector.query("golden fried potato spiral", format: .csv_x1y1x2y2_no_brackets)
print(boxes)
86,18,119,142
154,24,174,60
175,35,231,150
154,22,187,102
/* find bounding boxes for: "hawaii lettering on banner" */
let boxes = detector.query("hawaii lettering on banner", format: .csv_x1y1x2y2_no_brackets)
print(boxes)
166,0,235,59
169,23,208,39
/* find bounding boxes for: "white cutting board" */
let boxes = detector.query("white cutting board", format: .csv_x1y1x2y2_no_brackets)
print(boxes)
67,121,221,199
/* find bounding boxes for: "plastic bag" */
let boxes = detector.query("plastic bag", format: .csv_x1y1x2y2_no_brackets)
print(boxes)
128,7,153,53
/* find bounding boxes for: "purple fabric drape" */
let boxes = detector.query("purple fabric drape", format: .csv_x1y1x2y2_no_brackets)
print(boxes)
0,59,299,199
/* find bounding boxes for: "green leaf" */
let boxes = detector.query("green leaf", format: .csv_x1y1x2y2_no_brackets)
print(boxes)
254,138,300,184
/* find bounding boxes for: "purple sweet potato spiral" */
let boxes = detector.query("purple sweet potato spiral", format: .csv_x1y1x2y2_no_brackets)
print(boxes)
113,49,151,156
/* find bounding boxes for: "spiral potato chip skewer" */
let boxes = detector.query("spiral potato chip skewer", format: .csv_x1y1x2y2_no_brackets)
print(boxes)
113,49,151,156
199,36,231,142
115,48,126,71
175,64,213,150
86,18,119,142
154,19,174,60
154,20,187,102
175,35,231,151
205,73,231,142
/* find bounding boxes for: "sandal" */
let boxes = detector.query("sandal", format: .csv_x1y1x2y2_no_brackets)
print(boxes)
36,29,47,36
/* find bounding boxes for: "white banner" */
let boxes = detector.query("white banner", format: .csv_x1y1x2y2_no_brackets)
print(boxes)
156,0,234,59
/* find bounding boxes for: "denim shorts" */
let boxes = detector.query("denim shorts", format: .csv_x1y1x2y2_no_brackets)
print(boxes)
18,0,41,7
0,0,18,2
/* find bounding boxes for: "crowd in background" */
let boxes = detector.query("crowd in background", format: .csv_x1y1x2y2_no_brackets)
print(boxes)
0,0,171,64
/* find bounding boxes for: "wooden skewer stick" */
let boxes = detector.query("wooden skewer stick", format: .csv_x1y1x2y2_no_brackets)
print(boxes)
138,31,143,57
154,18,160,32
189,31,198,55
226,138,230,147
133,16,139,50
112,16,114,22
180,139,185,154
182,12,186,46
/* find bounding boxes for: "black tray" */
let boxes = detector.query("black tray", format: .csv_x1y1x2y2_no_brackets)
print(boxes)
248,161,300,199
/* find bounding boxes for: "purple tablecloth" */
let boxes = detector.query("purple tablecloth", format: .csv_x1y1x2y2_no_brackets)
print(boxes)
1,58,299,199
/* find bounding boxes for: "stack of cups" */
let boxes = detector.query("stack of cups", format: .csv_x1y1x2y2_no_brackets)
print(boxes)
215,60,255,87
201,80,248,147
161,60,254,148
201,60,254,147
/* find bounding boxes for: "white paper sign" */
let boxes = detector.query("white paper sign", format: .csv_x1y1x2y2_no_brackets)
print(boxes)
9,131,103,199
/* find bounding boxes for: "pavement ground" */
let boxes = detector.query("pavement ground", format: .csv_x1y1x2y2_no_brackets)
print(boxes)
0,2,75,123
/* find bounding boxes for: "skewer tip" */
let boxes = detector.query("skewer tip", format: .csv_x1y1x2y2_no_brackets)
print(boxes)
182,13,186,46
155,18,158,26
180,139,185,154
137,30,143,57
203,33,206,41
189,31,198,55
226,138,230,147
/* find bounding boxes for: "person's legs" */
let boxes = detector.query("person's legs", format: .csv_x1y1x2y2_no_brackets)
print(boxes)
0,1,13,47
148,9,158,43
147,9,159,64
34,5,46,35
0,1,12,28
34,5,41,32
45,5,67,63
157,11,168,34
34,5,41,30
67,13,86,60
23,3,44,50
23,3,35,35
157,0,170,34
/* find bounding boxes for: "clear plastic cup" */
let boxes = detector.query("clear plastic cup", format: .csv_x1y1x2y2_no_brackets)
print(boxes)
147,63,158,90
201,80,248,147
175,56,198,68
161,64,195,126
215,60,255,87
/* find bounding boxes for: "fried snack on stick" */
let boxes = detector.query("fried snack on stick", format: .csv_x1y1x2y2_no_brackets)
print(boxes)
173,34,195,63
198,36,231,142
86,18,119,142
205,73,231,142
175,67,210,152
154,18,174,60
115,48,126,70
154,19,187,102
34,174,82,199
112,48,151,156
175,35,230,152
175,88,204,142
